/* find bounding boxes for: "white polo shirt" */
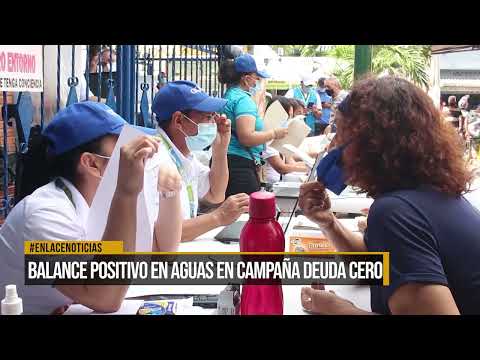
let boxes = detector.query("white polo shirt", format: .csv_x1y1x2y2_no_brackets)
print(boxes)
261,146,282,184
0,177,88,315
151,128,211,220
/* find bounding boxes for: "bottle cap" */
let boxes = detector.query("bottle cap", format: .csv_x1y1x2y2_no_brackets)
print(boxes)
1,284,23,315
249,191,276,219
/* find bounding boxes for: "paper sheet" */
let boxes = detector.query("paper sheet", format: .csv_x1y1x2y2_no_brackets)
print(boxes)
270,115,311,157
263,100,289,145
86,125,173,252
299,135,330,155
281,144,315,168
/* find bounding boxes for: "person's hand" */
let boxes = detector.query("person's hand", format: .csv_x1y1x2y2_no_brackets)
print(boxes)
356,216,368,233
212,193,250,226
157,162,182,193
117,136,159,196
212,114,231,150
301,286,357,315
312,105,322,119
298,181,335,230
273,128,288,140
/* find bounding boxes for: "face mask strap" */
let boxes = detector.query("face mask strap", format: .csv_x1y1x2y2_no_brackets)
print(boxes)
181,113,199,128
92,153,111,160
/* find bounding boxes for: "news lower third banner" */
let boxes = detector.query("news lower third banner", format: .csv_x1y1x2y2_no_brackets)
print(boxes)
24,241,389,286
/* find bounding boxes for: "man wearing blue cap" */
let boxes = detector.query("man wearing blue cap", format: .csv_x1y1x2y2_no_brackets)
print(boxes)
0,101,183,314
152,80,250,242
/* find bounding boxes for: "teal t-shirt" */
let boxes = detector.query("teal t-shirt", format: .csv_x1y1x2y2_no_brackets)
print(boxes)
222,86,264,162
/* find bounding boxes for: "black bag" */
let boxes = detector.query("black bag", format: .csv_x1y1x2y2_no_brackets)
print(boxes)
14,125,50,205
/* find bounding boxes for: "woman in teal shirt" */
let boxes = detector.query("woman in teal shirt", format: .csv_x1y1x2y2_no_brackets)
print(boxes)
219,54,288,196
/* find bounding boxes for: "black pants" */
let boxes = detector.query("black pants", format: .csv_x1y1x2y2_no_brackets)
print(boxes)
226,154,260,197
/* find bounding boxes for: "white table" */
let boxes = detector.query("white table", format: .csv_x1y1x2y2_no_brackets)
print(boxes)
65,214,371,315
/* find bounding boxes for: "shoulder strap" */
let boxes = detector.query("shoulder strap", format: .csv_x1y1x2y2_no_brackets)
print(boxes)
55,178,76,209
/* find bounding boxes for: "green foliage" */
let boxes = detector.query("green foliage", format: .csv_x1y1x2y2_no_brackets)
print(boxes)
327,45,431,89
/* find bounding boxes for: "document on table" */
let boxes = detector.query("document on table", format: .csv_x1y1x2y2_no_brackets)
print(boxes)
86,125,174,252
281,144,315,168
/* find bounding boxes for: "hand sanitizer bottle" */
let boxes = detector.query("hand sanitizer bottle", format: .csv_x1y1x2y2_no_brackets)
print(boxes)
1,285,23,315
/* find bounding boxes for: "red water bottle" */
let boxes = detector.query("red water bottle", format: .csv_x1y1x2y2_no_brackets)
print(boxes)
240,191,285,315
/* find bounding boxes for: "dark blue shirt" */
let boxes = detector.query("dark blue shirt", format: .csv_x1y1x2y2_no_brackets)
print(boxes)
317,90,332,125
364,186,480,314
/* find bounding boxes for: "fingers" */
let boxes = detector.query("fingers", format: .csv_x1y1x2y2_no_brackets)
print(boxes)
125,136,159,162
240,205,249,213
131,135,160,153
134,147,154,162
215,114,231,129
301,287,315,312
299,181,326,196
228,193,250,204
311,282,325,290
299,182,328,210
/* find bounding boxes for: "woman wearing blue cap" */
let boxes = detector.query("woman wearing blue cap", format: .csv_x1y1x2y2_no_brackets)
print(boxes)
219,54,288,196
0,101,182,314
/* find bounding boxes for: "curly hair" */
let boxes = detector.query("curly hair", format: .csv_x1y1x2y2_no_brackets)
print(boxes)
337,75,473,198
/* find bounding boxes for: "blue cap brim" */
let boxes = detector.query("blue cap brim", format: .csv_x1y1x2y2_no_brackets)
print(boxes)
256,70,270,78
192,97,227,113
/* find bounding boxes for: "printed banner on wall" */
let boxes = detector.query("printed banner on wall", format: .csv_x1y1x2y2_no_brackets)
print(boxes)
0,45,43,92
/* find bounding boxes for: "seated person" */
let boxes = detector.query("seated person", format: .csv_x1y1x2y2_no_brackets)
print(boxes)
0,102,182,314
299,76,480,315
262,145,308,184
151,81,249,242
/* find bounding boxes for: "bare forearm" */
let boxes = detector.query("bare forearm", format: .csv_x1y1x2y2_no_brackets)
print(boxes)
322,217,367,252
102,191,137,251
239,130,274,147
206,147,229,203
154,194,183,251
336,306,378,315
279,163,307,174
60,191,140,312
181,212,220,242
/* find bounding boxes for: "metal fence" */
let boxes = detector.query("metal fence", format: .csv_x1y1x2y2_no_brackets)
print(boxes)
0,44,225,220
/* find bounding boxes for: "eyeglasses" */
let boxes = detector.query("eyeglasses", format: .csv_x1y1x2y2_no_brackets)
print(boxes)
182,112,217,124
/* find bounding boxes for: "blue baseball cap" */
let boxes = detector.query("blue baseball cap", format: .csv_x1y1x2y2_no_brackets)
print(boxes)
43,101,156,156
152,80,227,122
234,54,270,78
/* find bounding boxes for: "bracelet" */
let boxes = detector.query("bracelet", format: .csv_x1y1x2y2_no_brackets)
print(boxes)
159,191,177,199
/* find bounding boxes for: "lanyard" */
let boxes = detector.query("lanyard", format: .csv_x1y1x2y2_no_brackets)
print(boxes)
55,178,76,209
298,87,311,104
155,132,196,219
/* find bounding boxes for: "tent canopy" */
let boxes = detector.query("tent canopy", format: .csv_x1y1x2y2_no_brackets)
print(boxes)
432,45,480,55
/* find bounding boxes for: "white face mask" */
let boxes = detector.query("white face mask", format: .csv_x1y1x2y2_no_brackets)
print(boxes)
179,114,218,152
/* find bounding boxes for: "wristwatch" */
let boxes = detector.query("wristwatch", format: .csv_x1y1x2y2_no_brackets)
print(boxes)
159,191,177,199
